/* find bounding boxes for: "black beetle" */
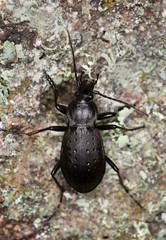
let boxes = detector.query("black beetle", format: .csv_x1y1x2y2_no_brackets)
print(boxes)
0,30,147,218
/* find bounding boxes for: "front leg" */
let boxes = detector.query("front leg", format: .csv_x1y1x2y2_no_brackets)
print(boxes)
97,124,145,131
0,126,67,136
44,71,67,115
97,105,136,121
97,112,117,120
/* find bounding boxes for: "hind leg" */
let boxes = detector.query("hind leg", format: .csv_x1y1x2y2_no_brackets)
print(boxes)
46,160,64,221
105,156,144,209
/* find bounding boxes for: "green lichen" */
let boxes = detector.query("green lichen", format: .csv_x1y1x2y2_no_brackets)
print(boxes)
0,41,16,62
117,135,129,149
2,184,47,220
103,0,121,9
0,82,9,104
35,136,45,148
133,222,151,240
0,41,24,64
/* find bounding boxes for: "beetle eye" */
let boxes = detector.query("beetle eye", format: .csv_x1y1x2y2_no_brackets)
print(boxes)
88,94,93,99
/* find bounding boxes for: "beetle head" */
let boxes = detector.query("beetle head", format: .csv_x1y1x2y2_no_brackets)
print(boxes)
75,78,97,102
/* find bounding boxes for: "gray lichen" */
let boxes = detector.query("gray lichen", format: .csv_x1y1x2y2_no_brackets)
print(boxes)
0,0,166,239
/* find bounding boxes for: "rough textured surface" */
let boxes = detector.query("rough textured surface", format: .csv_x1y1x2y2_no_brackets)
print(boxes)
0,0,165,239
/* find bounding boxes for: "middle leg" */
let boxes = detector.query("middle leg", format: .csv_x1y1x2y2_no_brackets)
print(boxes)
97,112,117,120
0,125,67,136
97,104,135,121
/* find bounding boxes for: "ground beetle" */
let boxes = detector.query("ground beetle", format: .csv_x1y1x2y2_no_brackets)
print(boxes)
0,30,147,219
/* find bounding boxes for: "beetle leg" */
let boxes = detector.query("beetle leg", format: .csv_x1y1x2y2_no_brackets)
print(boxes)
0,126,67,136
97,105,132,120
105,156,144,209
46,160,64,221
97,112,117,120
43,71,67,115
97,124,145,131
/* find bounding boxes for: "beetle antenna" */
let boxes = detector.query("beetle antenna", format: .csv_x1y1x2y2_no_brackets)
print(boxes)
93,73,99,85
67,30,80,87
80,71,85,82
93,90,148,116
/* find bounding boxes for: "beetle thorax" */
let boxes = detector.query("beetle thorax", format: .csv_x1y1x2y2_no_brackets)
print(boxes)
67,101,98,126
